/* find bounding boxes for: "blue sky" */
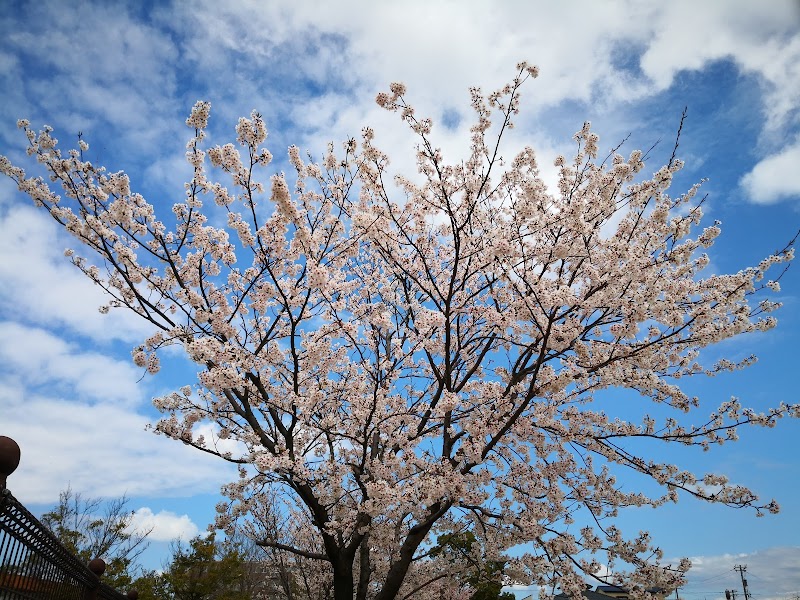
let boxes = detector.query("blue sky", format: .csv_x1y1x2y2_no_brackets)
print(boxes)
0,1,799,598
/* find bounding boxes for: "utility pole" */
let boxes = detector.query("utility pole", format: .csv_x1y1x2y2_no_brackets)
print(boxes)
734,565,752,600
726,589,737,600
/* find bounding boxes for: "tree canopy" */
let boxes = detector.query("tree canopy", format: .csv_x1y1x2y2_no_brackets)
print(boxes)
40,487,150,591
432,532,515,600
133,534,252,600
2,63,797,600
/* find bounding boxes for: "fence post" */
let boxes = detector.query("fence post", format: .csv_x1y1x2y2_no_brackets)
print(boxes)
0,436,21,491
85,557,106,600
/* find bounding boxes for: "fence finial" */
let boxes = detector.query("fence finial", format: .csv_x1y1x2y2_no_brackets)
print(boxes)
88,558,106,577
0,436,21,490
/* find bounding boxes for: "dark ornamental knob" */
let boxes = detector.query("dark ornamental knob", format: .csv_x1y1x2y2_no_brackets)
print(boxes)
0,436,21,490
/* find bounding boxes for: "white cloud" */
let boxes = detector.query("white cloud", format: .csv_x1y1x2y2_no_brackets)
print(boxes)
740,141,800,204
631,1,800,132
148,0,800,220
681,547,800,600
0,204,154,343
0,315,233,563
0,373,236,506
0,321,143,405
128,507,200,542
165,1,798,121
7,0,796,216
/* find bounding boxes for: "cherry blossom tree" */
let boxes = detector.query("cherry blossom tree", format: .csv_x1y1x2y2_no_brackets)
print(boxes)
2,63,797,600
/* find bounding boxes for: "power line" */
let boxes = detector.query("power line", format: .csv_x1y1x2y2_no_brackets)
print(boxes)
692,570,736,585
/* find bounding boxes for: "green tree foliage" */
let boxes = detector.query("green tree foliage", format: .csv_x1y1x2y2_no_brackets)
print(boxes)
132,534,253,600
128,569,168,600
433,532,515,600
40,486,150,591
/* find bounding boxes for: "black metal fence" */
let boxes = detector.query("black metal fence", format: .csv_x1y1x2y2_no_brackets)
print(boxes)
0,436,136,599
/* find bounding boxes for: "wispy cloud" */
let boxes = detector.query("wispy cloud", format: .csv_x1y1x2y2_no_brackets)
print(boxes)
0,321,143,405
0,205,155,343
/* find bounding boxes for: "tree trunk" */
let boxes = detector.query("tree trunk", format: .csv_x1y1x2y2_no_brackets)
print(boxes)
356,533,371,600
333,557,355,600
373,517,440,600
